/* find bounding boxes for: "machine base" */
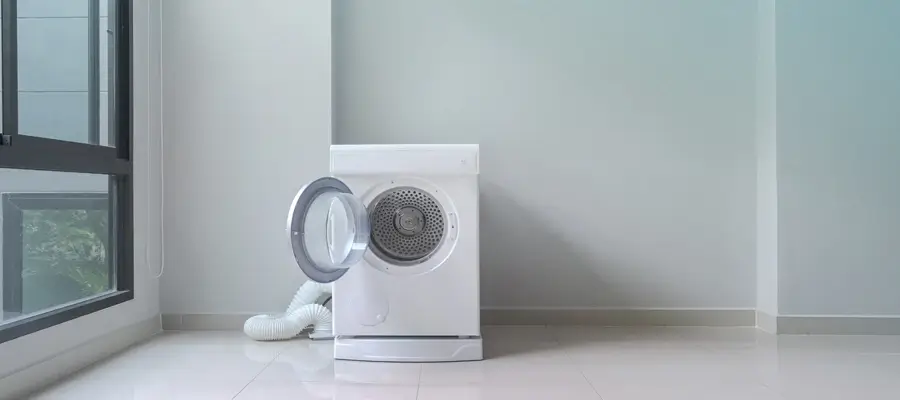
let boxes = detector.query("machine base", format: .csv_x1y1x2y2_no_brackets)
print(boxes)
334,337,483,362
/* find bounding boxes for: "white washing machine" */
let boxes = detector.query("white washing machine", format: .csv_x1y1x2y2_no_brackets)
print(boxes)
287,144,482,362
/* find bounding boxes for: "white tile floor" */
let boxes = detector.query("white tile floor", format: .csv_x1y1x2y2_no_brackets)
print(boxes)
31,326,900,399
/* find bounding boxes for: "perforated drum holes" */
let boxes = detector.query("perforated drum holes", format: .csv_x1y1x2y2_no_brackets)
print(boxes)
368,187,446,265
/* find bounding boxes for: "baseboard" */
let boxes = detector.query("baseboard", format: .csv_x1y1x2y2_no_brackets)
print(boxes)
161,311,900,334
776,315,900,335
163,309,754,331
480,308,756,327
162,313,257,330
756,310,778,334
0,315,161,400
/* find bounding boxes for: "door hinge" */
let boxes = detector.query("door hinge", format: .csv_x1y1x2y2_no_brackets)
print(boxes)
0,134,11,146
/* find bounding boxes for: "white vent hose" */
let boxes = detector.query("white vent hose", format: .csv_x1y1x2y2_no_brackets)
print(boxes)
244,281,333,341
286,281,331,313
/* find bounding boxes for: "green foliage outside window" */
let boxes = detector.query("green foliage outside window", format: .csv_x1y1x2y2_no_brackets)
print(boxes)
21,209,110,313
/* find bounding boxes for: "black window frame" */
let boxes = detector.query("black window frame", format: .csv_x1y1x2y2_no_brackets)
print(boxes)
0,0,133,344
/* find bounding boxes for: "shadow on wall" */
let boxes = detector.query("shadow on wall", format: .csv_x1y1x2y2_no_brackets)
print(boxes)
480,182,633,308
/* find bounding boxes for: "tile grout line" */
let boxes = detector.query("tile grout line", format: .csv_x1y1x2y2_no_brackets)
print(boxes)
580,369,606,400
415,363,423,400
548,325,579,364
229,342,290,400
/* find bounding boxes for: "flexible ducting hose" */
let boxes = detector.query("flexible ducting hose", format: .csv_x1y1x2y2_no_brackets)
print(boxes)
286,281,331,314
244,281,333,341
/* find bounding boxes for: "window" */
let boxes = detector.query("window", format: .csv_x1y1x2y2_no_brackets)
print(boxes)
0,0,132,343
2,189,110,318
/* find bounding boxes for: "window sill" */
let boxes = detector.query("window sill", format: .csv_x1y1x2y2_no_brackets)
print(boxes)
0,290,134,344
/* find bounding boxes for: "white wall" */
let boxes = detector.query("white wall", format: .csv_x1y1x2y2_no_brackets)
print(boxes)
156,0,900,318
755,0,778,316
775,0,900,316
334,0,758,309
0,0,161,378
160,0,333,314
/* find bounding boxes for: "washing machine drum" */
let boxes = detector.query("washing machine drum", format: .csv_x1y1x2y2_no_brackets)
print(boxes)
368,187,445,264
287,177,447,283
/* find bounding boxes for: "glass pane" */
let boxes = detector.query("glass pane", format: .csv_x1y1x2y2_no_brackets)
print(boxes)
302,192,369,271
0,169,113,324
16,0,111,146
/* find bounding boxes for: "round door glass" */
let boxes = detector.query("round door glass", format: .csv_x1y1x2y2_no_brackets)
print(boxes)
288,177,370,283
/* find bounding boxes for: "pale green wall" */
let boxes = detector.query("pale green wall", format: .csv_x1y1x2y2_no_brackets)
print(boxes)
335,0,759,309
776,0,900,315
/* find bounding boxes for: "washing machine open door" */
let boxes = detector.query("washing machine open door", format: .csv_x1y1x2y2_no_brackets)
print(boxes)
287,177,370,283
